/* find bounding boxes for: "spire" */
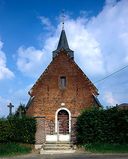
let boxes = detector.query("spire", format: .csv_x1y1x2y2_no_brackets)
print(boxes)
53,29,74,60
57,29,69,50
53,11,74,59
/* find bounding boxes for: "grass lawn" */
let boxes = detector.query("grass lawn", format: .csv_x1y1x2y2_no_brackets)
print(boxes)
0,143,32,157
84,143,128,153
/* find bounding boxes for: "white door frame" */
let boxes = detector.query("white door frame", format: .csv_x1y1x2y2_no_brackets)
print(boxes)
46,108,71,142
55,107,71,134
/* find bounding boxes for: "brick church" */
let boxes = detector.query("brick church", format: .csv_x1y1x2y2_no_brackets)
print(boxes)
26,27,101,148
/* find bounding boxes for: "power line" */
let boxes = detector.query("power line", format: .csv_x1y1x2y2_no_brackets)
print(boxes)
94,64,128,84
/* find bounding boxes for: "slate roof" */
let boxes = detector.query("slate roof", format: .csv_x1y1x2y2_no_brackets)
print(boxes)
26,96,35,109
53,29,74,59
93,94,102,107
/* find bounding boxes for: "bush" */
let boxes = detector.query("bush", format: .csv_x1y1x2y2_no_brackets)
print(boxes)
0,116,36,144
0,143,32,157
84,143,128,153
77,107,128,144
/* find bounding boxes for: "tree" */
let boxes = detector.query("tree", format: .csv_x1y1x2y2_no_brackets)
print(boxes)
15,103,26,118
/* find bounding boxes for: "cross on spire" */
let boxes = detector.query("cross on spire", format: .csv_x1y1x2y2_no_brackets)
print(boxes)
61,10,65,30
52,11,74,60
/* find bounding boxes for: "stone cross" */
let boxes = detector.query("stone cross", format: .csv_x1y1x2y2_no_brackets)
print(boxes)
18,107,24,119
7,103,14,116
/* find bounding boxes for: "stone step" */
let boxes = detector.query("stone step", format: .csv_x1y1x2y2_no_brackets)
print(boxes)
44,143,71,147
43,147,72,150
42,142,73,151
40,149,76,154
44,145,71,149
44,141,72,145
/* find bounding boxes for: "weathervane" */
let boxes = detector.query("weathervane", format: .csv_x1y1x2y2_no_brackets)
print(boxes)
61,10,65,30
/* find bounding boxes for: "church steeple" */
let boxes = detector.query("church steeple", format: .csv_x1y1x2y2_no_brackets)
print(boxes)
57,29,69,50
53,29,74,60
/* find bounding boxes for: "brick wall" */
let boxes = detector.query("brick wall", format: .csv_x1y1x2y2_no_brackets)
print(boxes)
26,51,98,144
35,117,45,144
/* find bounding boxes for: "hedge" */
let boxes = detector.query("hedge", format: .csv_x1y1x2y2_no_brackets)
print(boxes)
77,107,128,144
0,116,36,144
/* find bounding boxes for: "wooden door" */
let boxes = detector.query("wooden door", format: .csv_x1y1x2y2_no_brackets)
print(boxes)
58,110,69,134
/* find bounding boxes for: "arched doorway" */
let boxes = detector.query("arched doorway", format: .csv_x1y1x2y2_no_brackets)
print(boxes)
58,110,69,134
46,108,71,142
55,108,71,141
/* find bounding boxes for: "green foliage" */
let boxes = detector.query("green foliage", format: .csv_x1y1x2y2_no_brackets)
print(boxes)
0,116,36,144
0,143,31,157
77,107,128,144
84,143,128,153
14,103,26,117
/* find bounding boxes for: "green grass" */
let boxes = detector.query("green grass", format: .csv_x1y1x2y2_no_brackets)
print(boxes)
84,143,128,153
0,143,32,157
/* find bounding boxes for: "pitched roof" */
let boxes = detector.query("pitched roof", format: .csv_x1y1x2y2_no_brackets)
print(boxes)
26,96,35,109
29,50,98,96
118,103,128,107
53,29,74,60
117,103,128,110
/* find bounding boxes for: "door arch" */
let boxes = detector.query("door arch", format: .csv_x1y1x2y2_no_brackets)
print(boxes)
58,110,69,134
55,108,71,134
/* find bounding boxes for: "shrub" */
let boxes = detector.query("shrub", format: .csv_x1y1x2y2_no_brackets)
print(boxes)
0,116,36,144
0,143,32,157
77,107,128,144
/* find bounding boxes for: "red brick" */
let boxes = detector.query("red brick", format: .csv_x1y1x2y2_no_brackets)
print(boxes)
26,50,99,144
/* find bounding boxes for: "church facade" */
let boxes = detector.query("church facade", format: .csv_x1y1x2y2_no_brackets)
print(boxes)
26,28,100,148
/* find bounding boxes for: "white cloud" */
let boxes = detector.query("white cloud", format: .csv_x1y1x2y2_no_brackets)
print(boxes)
103,91,118,106
16,1,128,107
17,46,44,77
87,0,128,73
39,16,54,31
64,19,105,76
0,40,14,80
43,0,128,76
36,0,128,77
16,17,105,77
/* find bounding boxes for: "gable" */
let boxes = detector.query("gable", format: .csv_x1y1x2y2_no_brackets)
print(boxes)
28,50,98,97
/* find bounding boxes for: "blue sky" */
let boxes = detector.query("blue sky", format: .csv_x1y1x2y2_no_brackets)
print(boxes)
0,0,128,117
